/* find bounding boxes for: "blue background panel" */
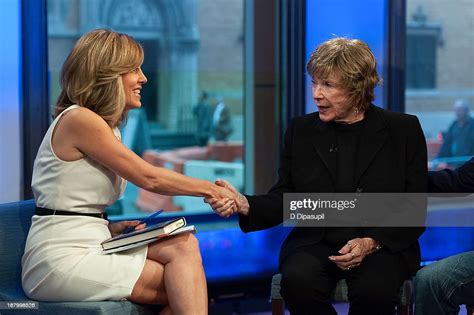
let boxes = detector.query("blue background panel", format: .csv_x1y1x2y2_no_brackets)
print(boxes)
305,0,387,113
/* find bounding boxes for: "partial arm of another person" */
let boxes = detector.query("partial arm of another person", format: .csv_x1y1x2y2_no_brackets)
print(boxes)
428,157,474,192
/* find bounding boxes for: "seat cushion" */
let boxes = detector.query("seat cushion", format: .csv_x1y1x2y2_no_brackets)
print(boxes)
0,200,161,314
0,200,35,296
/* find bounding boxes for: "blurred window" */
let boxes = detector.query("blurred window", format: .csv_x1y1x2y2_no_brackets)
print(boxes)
47,0,245,218
405,1,474,170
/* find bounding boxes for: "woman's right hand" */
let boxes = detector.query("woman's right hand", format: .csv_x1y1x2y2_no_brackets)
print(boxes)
206,183,237,218
206,179,250,217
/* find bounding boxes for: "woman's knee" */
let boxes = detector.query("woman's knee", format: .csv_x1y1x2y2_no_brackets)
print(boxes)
163,233,202,262
280,267,324,302
148,233,202,265
175,233,201,257
280,251,333,302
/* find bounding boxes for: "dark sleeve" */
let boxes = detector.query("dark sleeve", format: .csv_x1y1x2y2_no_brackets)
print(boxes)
428,158,474,192
365,116,427,252
239,120,296,232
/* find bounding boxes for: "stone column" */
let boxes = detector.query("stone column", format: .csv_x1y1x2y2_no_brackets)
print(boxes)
158,0,199,132
159,39,199,132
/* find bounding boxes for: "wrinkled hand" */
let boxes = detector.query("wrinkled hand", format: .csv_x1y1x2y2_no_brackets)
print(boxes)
205,181,238,218
205,179,249,218
108,220,146,237
328,237,379,271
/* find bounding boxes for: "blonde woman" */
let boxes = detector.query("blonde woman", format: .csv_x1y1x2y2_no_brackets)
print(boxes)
21,29,235,315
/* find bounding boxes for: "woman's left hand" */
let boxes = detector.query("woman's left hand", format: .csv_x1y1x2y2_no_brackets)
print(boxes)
107,220,146,237
328,237,379,271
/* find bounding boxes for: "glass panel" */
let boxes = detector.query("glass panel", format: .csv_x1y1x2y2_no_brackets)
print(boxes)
405,1,474,170
305,0,387,113
405,1,474,263
47,0,245,219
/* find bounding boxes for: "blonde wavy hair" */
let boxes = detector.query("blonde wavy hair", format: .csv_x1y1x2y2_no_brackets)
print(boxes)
306,37,381,113
54,29,144,127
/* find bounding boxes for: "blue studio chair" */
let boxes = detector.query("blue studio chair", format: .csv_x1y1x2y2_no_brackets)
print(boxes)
0,199,161,315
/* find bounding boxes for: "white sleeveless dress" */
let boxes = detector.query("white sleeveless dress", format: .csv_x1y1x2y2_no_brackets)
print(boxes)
22,105,148,302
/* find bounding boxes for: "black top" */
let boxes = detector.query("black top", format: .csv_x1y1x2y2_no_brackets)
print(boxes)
324,119,365,246
334,119,365,192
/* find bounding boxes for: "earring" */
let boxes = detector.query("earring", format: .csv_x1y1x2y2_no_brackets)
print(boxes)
353,106,359,114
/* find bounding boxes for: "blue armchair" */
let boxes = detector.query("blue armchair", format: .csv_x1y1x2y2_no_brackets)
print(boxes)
0,199,161,315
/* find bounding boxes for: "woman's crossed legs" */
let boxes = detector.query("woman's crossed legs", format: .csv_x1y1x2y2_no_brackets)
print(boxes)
129,233,207,315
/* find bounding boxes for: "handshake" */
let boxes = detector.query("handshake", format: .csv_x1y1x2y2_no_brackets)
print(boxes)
205,179,250,218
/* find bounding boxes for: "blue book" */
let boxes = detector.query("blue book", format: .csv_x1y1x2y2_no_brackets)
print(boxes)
101,217,190,253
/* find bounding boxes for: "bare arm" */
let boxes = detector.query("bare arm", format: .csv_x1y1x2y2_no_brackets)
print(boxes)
54,107,231,199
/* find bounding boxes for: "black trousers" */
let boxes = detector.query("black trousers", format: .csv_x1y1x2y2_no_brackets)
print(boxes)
279,242,410,315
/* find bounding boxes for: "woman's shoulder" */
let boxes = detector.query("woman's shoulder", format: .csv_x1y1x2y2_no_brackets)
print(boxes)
371,105,420,126
55,106,117,144
60,106,109,129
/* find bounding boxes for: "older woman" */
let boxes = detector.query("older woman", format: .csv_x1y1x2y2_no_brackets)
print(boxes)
207,38,427,314
21,29,234,315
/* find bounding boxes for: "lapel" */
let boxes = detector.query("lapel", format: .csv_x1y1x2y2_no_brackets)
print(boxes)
353,105,388,184
309,105,388,190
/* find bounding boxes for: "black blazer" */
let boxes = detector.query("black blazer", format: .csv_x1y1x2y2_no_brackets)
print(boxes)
239,105,427,275
428,157,474,192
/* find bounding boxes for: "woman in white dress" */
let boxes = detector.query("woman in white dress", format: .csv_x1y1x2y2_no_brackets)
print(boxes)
21,29,236,315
